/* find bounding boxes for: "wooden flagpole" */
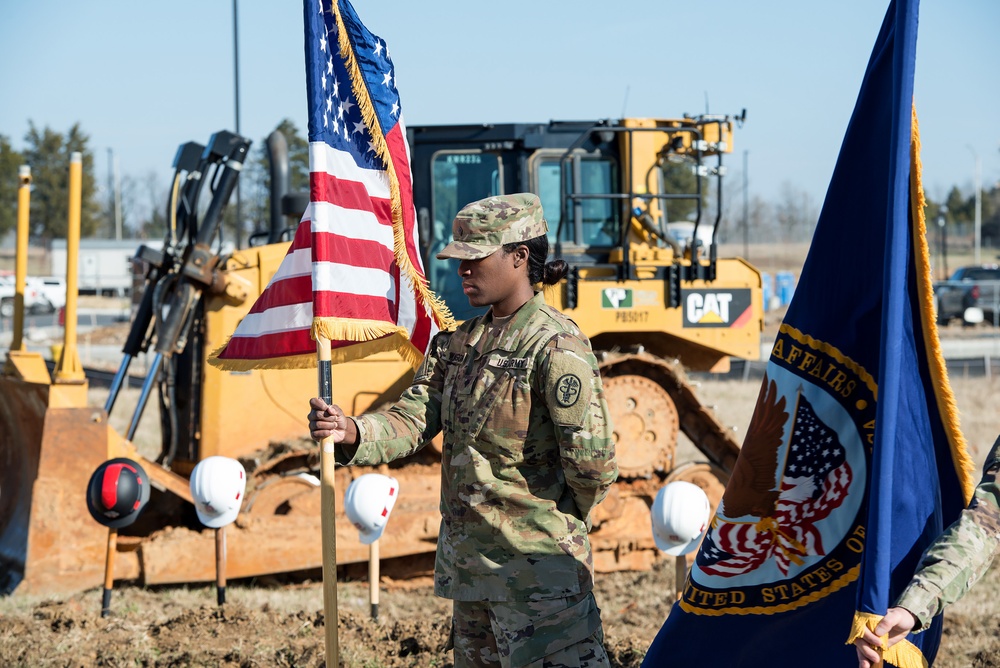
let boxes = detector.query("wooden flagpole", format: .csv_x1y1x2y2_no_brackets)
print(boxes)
317,335,339,663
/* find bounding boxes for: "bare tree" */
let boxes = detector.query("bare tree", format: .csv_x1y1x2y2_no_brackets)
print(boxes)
118,174,141,237
137,171,168,240
714,167,745,244
774,181,818,243
748,195,776,243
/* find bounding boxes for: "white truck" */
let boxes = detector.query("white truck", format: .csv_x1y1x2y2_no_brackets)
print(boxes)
0,275,51,318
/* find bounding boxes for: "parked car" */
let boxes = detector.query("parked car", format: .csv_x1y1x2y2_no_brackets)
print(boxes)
933,264,1000,325
27,276,67,312
0,275,51,318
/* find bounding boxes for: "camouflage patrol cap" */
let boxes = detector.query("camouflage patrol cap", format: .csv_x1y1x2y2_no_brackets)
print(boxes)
436,193,548,260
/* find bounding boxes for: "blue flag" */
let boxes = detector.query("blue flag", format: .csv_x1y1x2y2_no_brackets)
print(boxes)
642,1,975,665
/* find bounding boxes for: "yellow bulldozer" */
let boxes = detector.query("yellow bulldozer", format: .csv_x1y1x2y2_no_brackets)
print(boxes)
0,113,762,597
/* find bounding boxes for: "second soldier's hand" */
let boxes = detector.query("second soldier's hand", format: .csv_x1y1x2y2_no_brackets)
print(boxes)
853,607,917,668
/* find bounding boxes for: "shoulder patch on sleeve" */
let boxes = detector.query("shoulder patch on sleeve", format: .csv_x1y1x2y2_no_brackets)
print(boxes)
554,373,583,407
546,343,597,426
414,331,451,383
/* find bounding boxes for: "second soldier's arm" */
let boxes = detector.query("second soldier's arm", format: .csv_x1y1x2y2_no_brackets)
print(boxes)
340,333,449,467
540,334,618,524
893,438,1000,630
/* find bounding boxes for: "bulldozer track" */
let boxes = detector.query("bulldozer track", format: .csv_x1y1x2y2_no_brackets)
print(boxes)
582,350,742,571
598,350,742,477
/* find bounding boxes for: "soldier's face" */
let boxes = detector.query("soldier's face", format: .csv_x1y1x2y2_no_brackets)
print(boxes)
458,246,528,314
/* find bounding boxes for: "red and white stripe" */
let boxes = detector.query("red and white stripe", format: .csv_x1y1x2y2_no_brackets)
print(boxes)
215,118,439,364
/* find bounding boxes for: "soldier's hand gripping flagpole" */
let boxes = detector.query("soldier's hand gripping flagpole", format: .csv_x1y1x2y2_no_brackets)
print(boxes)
317,335,339,664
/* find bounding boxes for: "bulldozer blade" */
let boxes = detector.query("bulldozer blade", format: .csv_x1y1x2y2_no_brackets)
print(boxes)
0,377,111,596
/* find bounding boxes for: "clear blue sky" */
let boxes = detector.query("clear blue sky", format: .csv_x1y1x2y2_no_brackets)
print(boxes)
1,1,997,219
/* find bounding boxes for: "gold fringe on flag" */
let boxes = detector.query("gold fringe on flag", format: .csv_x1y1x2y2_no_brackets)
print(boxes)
909,107,976,503
207,325,424,372
845,612,928,668
331,1,454,337
207,348,317,372
312,318,423,368
311,317,405,346
843,106,975,668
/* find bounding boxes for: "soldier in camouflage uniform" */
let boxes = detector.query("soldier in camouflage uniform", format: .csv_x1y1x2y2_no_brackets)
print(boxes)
854,434,1000,667
309,193,618,667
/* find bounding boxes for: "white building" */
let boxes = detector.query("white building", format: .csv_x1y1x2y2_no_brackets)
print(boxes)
49,239,164,297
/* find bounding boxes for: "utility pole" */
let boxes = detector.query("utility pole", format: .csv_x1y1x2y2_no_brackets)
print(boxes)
114,154,122,240
107,148,122,240
742,150,749,259
233,0,242,248
107,148,114,237
938,205,949,280
967,145,981,265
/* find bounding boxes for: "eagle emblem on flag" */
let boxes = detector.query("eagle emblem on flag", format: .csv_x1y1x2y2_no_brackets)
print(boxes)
700,375,854,578
679,326,872,614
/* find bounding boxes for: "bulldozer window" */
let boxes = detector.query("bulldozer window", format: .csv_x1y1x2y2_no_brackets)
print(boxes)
535,155,618,249
426,150,502,321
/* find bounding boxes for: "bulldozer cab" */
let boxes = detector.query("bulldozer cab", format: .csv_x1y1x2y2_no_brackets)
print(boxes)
409,114,761,370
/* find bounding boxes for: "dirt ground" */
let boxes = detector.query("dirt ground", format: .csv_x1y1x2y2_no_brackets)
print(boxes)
1,554,997,667
3,373,999,667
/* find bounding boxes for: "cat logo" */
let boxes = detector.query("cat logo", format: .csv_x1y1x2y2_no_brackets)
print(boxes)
682,289,753,328
687,292,733,323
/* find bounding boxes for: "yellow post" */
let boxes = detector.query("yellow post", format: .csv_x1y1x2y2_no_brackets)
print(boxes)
54,152,85,384
8,166,31,355
317,336,339,664
4,164,52,383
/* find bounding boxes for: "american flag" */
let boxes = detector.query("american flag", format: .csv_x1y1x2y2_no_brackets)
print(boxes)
211,0,451,370
698,394,852,577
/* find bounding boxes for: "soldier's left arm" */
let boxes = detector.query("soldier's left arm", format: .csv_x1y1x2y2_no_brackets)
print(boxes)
894,441,1000,630
541,334,618,523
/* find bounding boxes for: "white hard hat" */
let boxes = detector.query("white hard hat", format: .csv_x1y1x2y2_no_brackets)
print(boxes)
189,456,247,528
344,473,399,545
651,481,711,556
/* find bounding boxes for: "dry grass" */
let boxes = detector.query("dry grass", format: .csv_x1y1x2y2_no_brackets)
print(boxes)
87,384,163,462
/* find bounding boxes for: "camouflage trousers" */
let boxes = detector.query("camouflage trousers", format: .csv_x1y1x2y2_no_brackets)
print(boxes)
449,591,609,668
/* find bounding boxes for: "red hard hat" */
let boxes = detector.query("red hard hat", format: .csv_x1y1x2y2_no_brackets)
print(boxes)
86,458,151,529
